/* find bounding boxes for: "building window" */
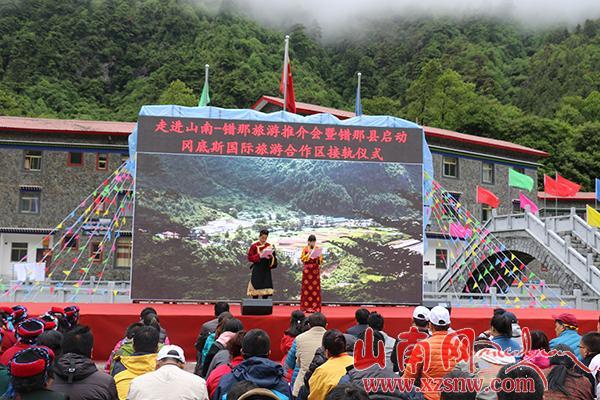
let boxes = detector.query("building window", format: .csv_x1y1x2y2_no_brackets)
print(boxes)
482,204,493,221
435,249,448,269
68,152,84,166
482,162,495,184
24,151,42,171
62,234,78,250
442,156,458,178
11,243,28,263
19,190,40,214
96,154,108,171
116,239,132,268
512,199,521,213
90,242,103,263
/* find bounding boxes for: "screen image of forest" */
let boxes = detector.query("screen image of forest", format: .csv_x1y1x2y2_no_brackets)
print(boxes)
131,153,423,303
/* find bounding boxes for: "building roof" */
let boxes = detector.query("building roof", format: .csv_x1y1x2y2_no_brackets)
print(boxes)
251,95,356,119
2,97,549,158
538,192,597,201
0,116,135,136
252,95,549,158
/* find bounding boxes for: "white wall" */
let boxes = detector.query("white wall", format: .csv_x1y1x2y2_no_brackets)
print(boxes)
424,236,467,281
0,233,50,280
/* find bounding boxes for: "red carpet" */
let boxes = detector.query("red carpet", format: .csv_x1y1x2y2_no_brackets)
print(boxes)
8,303,599,362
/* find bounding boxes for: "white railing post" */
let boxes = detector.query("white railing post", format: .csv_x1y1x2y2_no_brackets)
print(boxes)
490,286,498,306
564,236,571,259
574,289,583,309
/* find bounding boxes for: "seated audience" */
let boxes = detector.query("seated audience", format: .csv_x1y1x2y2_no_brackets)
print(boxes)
346,309,370,338
206,331,246,399
195,302,230,371
7,346,67,399
36,330,63,360
292,313,327,398
198,312,233,376
280,310,305,381
489,312,521,353
307,329,354,400
550,313,582,360
53,325,117,400
440,368,477,400
523,330,551,369
105,322,144,375
496,363,545,400
214,329,290,400
112,325,160,400
580,332,600,367
203,318,244,378
325,384,370,400
0,318,45,366
542,346,592,400
128,344,208,400
367,312,395,360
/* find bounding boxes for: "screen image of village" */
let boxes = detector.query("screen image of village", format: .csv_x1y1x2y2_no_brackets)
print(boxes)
131,153,423,303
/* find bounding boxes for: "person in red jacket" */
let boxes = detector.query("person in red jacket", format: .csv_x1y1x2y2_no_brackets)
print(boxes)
0,307,16,356
206,331,246,398
0,318,45,366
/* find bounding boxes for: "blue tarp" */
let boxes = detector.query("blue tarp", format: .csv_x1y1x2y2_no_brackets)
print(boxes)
127,105,434,237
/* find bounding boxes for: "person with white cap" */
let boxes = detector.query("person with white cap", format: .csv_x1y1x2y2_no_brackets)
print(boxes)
127,344,208,400
391,305,431,372
402,306,466,400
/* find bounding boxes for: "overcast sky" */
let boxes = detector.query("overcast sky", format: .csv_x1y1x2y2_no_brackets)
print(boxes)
222,0,600,39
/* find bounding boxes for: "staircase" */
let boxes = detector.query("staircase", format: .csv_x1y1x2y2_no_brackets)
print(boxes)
437,209,600,297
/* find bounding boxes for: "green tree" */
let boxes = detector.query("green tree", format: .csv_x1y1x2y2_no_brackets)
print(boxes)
157,80,197,106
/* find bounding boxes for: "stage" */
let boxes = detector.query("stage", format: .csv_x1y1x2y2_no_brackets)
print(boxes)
9,303,599,362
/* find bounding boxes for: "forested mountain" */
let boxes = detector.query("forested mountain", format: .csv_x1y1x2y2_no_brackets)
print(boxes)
0,0,598,188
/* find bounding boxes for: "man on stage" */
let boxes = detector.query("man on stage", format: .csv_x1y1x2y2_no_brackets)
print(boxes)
247,229,277,299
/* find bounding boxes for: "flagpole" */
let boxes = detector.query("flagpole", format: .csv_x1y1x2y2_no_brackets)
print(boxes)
555,171,558,217
204,64,209,91
282,35,289,112
356,72,362,116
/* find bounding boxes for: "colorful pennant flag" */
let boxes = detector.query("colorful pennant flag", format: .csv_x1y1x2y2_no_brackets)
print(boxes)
476,186,500,208
519,192,539,214
587,205,600,228
509,168,534,191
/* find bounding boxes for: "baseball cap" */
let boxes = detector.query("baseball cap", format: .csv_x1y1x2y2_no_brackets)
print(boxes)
552,313,578,328
157,345,185,363
429,306,450,326
413,306,430,322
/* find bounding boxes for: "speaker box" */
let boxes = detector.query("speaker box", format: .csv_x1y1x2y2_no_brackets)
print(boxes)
241,298,273,315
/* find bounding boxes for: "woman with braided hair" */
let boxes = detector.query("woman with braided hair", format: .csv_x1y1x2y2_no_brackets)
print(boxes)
5,346,67,399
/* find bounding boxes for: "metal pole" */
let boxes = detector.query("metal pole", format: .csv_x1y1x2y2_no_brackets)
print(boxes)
282,35,289,112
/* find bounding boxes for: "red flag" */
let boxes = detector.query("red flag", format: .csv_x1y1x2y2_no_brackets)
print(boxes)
476,186,500,208
280,62,296,113
279,36,296,113
544,175,573,197
556,173,580,196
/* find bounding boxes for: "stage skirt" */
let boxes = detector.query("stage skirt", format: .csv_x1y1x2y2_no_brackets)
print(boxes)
300,262,321,313
247,258,275,297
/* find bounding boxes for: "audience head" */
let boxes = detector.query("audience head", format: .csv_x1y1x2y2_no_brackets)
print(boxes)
38,313,58,332
242,329,270,359
367,312,384,331
227,380,281,400
223,318,244,334
140,307,157,321
11,305,28,325
529,330,550,352
156,345,186,369
355,308,370,325
125,322,144,340
214,302,230,317
133,325,160,354
16,318,45,345
62,325,93,358
287,310,306,337
413,306,430,328
490,312,512,337
8,346,55,394
36,330,63,359
216,312,234,337
63,305,80,330
547,346,580,396
308,312,327,329
358,329,385,354
496,363,544,400
326,384,370,400
142,312,162,333
429,306,451,332
227,331,246,358
553,313,578,336
322,329,346,357
580,332,600,359
441,369,477,400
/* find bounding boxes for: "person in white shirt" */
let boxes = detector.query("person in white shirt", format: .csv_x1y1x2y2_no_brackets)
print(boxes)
127,345,208,400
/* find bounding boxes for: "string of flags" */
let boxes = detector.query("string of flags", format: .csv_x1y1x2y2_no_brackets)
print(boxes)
425,171,568,309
